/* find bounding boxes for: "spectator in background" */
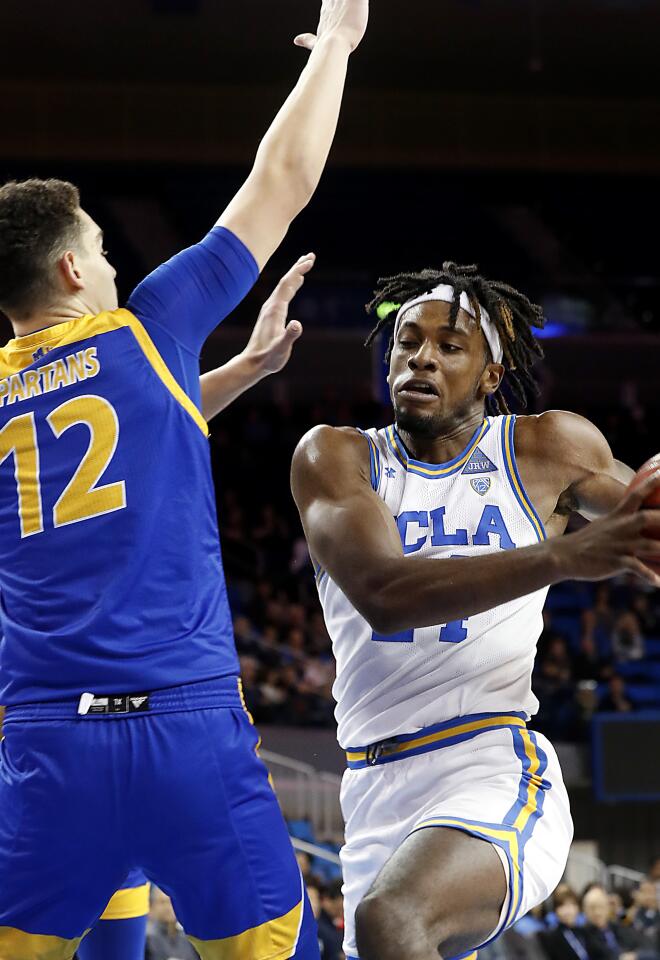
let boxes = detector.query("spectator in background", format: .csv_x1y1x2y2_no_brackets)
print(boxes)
146,888,199,960
574,625,613,683
600,675,634,713
296,850,314,883
631,881,660,951
612,613,645,663
539,885,596,960
581,885,658,960
533,635,577,740
317,879,345,960
630,594,658,636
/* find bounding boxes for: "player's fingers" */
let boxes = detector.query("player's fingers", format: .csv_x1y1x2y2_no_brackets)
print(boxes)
284,320,303,341
294,33,317,50
638,509,660,536
274,258,315,302
620,472,660,513
624,556,660,588
633,538,660,558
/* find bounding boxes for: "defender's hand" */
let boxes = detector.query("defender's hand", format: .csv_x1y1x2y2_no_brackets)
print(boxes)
243,254,315,375
294,0,369,53
556,471,660,586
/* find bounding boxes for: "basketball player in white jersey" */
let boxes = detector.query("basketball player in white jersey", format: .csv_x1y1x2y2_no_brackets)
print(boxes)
291,261,660,960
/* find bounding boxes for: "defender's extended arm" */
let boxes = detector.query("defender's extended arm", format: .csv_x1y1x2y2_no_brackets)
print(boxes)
200,254,314,421
218,1,369,269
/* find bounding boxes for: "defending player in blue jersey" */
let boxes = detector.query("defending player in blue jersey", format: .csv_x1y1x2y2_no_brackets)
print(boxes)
0,3,369,958
70,256,316,960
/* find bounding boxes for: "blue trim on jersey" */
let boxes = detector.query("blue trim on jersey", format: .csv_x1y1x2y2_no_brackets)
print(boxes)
503,728,550,921
386,419,491,479
501,416,547,542
356,429,381,490
345,711,528,769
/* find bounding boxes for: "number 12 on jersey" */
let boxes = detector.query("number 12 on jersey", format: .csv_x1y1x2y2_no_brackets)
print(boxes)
0,395,125,538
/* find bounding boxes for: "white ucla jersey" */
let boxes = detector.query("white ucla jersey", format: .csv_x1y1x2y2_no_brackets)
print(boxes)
316,414,549,749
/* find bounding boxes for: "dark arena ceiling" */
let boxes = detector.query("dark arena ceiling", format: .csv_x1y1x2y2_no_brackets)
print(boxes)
1,1,659,174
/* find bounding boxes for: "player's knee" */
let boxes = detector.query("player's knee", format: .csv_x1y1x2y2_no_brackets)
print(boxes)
355,891,432,960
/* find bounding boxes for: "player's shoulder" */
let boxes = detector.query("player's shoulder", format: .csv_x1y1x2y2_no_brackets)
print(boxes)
291,424,372,494
515,409,613,471
293,424,370,469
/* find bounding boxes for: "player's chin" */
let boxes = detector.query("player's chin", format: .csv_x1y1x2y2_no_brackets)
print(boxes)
394,400,444,438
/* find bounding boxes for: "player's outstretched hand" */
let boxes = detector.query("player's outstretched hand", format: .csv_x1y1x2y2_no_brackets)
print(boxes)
294,0,369,54
243,254,315,375
557,471,660,587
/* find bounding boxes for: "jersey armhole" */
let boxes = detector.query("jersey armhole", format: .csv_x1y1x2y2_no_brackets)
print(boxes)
500,415,547,542
356,429,381,492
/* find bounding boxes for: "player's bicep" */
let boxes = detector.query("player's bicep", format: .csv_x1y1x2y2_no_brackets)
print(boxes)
556,413,632,519
292,427,403,617
304,486,403,582
127,227,259,355
217,171,299,272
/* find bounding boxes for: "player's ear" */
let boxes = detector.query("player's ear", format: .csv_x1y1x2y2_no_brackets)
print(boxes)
478,362,504,399
58,250,85,292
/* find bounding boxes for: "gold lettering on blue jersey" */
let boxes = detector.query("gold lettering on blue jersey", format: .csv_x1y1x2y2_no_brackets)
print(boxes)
0,348,101,409
7,374,26,405
51,359,69,390
83,348,100,379
23,370,42,398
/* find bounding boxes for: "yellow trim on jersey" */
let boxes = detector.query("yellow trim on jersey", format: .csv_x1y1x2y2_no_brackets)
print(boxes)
502,416,545,542
100,882,150,921
0,926,86,959
512,729,543,832
0,309,208,437
345,714,526,766
386,419,489,477
187,895,303,960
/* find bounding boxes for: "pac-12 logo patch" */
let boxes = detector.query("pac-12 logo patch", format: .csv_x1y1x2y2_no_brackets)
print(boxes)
470,477,491,496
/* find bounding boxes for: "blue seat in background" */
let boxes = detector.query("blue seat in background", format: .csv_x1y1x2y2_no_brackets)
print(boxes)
287,819,316,845
644,637,660,659
626,683,660,708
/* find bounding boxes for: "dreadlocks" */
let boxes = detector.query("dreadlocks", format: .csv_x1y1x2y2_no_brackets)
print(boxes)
365,262,545,415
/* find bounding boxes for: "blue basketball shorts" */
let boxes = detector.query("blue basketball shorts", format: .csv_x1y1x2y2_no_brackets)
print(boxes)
0,676,319,960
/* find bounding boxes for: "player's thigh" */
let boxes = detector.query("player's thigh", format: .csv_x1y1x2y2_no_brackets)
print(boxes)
137,707,319,960
0,720,132,959
355,825,507,960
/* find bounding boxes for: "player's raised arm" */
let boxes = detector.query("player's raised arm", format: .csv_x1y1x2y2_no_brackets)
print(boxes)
291,426,660,635
218,1,368,269
200,254,314,421
127,1,367,358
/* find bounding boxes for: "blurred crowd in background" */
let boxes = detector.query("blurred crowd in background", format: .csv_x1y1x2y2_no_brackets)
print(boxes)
216,395,660,739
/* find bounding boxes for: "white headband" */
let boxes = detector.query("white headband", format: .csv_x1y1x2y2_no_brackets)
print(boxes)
394,283,503,364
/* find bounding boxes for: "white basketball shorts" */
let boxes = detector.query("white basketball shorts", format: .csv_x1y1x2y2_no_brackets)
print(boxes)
340,712,573,960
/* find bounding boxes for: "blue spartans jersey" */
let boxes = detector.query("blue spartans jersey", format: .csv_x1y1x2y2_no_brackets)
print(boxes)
316,415,549,749
0,227,258,705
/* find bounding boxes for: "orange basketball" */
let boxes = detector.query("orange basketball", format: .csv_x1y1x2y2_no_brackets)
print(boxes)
628,454,660,574
629,454,660,507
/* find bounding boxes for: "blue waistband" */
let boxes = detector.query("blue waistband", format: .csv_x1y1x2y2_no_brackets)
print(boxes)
3,675,244,724
345,711,529,769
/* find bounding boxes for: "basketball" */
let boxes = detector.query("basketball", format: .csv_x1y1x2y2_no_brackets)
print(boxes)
628,454,660,573
629,454,660,507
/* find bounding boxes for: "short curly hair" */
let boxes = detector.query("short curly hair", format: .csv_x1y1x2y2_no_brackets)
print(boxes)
0,178,82,317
